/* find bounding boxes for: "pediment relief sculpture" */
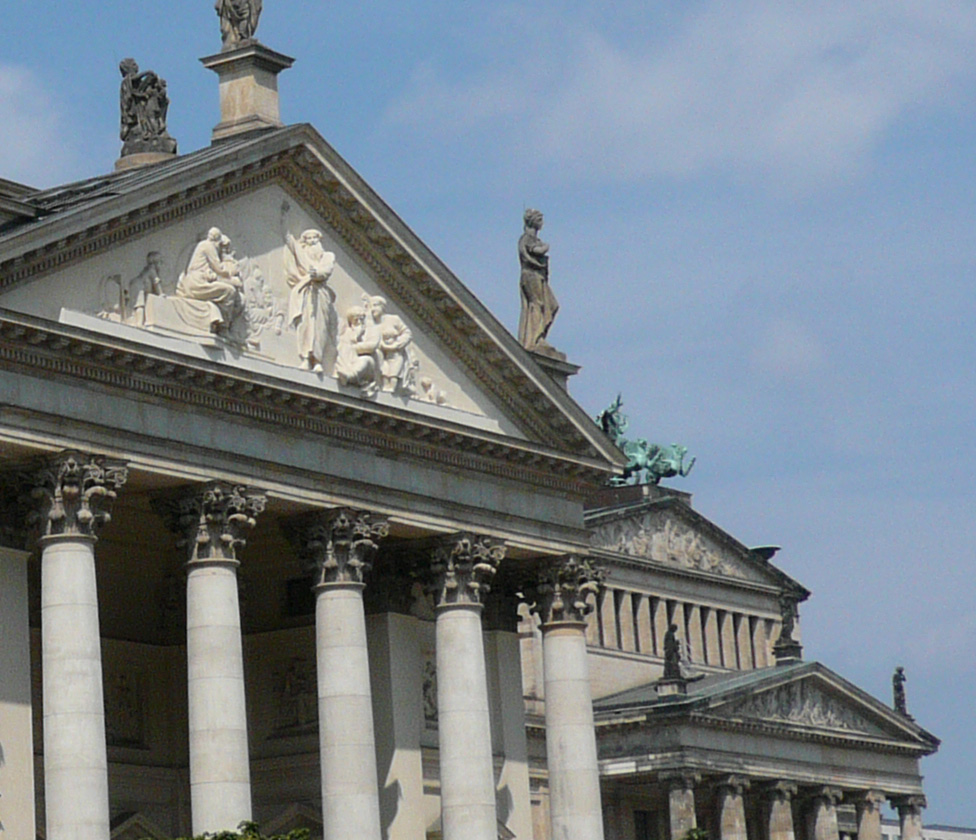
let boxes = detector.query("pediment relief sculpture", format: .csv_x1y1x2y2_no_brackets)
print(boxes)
593,510,751,580
711,681,886,736
90,222,447,406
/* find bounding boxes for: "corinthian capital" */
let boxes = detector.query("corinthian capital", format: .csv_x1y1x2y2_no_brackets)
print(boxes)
284,508,389,586
524,555,603,626
154,482,266,563
428,532,505,608
26,450,128,539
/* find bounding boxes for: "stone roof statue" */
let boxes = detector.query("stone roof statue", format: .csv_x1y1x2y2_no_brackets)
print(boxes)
216,0,263,50
893,666,913,719
119,58,177,157
518,208,564,359
663,623,682,680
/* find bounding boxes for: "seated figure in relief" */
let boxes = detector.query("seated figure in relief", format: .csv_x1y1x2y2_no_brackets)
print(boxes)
364,294,417,393
175,227,245,334
334,305,378,395
284,229,337,373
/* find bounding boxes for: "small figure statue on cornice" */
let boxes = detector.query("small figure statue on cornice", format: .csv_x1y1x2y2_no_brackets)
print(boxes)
284,229,337,372
772,592,803,664
663,623,682,680
119,58,177,157
335,306,379,395
518,209,564,360
216,0,263,50
893,666,913,719
175,227,246,337
364,294,418,394
595,394,695,485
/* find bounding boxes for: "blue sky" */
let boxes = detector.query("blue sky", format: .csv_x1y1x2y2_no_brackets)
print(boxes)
3,0,974,825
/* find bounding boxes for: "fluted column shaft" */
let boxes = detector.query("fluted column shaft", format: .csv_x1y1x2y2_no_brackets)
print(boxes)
528,555,605,840
286,508,389,840
429,534,505,840
156,482,264,835
29,452,127,840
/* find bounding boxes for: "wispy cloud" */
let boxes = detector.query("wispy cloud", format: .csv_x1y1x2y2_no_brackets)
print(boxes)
0,65,80,187
386,1,976,190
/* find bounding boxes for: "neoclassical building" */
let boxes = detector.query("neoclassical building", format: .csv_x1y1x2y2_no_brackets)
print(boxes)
0,21,937,840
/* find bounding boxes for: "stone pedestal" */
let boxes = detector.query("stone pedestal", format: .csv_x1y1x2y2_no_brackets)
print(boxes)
429,534,505,840
156,482,265,834
29,452,126,840
201,43,295,142
764,782,797,840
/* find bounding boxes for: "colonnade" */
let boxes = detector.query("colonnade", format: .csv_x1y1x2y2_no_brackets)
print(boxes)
20,450,607,840
650,774,925,840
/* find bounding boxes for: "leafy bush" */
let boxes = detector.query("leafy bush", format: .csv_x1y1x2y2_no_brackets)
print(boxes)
161,820,311,840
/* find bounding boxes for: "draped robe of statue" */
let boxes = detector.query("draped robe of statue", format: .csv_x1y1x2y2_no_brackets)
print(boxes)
216,0,263,47
284,232,337,372
174,231,244,333
517,227,559,352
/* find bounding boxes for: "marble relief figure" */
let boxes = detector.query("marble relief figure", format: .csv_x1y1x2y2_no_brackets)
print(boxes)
335,306,379,395
284,229,337,372
174,227,246,336
364,294,417,393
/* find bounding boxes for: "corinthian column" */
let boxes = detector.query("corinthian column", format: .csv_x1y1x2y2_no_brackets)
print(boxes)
526,555,606,840
156,483,265,835
763,782,797,840
285,508,389,840
716,776,750,840
428,533,505,840
892,795,925,840
805,787,842,840
28,451,127,840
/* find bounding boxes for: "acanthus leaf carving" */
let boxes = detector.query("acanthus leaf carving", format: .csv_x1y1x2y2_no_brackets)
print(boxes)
26,450,128,540
153,481,266,564
283,508,389,586
522,554,604,625
427,533,505,608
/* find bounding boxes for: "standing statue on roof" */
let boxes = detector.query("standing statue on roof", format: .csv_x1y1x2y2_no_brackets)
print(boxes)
119,58,177,157
518,209,564,359
216,0,263,49
892,666,913,719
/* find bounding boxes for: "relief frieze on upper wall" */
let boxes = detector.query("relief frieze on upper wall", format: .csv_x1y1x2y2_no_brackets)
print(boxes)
708,679,888,737
0,184,518,436
592,508,760,581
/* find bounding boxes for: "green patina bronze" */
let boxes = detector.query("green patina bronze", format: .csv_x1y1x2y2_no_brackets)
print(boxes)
596,394,696,486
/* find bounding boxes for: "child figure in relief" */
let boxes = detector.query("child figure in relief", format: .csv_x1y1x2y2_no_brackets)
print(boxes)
334,305,378,395
364,294,417,393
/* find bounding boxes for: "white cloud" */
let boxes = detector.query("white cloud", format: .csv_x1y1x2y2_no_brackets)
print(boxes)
386,1,976,189
0,65,79,188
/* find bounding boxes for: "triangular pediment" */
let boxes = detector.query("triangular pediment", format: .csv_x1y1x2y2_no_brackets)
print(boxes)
700,665,939,750
587,496,795,588
0,126,625,471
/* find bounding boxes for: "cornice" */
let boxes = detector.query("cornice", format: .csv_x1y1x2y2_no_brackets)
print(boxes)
0,312,607,493
592,709,934,757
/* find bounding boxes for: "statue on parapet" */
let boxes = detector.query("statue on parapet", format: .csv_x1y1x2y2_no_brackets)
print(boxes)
119,58,177,157
892,666,913,719
595,394,695,485
663,623,682,680
518,209,564,360
216,0,263,49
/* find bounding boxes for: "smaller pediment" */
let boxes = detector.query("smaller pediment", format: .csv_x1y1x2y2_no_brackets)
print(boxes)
587,496,795,589
699,664,939,750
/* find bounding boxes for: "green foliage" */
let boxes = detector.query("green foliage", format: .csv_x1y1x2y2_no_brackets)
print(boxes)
157,820,311,840
683,827,709,840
